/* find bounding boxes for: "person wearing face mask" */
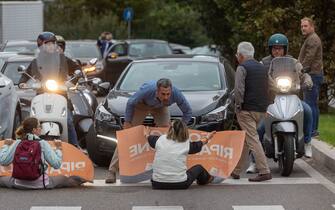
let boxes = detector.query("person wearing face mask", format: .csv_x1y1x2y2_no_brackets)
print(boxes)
246,33,314,174
105,78,192,184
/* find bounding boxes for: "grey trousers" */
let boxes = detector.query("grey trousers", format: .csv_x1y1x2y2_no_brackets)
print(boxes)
108,103,170,172
0,175,84,189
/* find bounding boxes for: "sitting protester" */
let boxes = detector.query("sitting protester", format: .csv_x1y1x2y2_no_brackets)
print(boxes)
146,119,223,190
0,117,82,189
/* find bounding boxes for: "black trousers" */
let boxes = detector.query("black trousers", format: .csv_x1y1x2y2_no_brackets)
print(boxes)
151,164,212,190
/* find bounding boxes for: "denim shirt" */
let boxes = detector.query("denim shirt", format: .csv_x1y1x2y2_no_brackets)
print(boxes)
0,134,62,171
125,81,192,123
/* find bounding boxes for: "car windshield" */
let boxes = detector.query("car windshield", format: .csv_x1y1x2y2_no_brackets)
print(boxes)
128,42,172,57
3,44,37,53
119,61,223,91
65,42,102,59
2,62,30,85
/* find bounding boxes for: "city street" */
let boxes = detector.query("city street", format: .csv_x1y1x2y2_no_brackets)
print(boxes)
0,158,334,210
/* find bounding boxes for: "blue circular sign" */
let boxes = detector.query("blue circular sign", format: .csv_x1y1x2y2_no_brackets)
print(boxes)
123,7,134,21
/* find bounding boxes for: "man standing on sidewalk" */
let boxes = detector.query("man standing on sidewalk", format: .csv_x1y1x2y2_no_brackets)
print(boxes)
231,42,272,182
299,17,323,137
105,78,192,183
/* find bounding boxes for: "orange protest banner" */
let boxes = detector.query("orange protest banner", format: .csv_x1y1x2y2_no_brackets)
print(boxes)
0,141,94,183
117,126,245,183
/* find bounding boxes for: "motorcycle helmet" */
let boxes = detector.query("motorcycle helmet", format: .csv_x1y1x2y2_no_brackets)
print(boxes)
37,32,56,47
268,33,288,55
55,35,66,52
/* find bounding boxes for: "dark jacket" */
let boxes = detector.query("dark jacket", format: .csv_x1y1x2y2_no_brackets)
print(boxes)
298,32,323,75
234,59,269,112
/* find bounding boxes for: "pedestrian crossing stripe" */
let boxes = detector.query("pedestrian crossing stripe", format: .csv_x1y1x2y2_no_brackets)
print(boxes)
30,207,81,210
132,206,183,210
83,177,319,187
232,206,285,210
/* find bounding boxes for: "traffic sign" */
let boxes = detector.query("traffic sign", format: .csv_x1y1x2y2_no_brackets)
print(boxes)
123,7,134,22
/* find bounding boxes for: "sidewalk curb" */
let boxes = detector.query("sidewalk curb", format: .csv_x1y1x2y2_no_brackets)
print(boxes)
311,138,335,173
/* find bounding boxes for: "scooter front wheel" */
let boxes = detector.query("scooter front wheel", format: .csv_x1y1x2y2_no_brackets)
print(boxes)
278,133,295,176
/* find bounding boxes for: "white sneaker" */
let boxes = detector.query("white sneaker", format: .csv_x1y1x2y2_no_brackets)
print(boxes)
246,162,258,174
305,143,312,158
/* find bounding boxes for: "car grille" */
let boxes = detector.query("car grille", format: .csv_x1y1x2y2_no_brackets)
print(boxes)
120,116,196,127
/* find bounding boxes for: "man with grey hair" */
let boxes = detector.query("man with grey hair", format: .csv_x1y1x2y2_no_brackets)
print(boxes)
231,41,272,182
105,78,192,183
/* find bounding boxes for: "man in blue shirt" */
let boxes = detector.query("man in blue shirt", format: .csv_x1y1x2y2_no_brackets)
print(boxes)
105,78,192,183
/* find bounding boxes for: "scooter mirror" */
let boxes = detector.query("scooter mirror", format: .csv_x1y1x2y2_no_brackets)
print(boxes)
92,77,102,85
99,82,111,91
17,65,26,73
89,58,98,66
74,69,82,77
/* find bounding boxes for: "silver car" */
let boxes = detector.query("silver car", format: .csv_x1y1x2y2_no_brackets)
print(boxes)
0,72,21,139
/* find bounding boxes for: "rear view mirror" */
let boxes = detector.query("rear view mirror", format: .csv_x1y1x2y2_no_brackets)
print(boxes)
89,58,98,66
99,82,111,90
92,77,102,86
17,65,26,73
172,49,184,54
0,77,6,88
97,82,111,96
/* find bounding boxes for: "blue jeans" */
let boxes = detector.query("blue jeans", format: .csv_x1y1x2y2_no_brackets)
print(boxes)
67,110,79,146
303,73,324,134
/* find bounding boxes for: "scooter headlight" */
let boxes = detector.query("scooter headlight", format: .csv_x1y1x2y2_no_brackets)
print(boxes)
45,80,58,91
83,66,96,73
276,77,292,93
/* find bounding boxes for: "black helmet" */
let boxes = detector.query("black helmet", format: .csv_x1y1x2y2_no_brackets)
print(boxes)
37,32,56,47
55,35,66,51
268,33,289,55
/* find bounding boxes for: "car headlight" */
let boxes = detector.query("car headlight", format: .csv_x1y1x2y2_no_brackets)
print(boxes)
45,80,58,91
201,105,228,124
95,105,117,124
276,77,292,93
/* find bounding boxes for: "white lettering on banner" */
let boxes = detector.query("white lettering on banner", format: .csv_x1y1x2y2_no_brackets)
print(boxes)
129,143,153,158
150,129,203,141
49,161,86,174
198,144,233,159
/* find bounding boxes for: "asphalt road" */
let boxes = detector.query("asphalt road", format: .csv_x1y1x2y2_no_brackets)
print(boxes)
1,158,335,210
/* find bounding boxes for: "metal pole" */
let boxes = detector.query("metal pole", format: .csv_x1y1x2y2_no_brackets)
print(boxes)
128,21,131,39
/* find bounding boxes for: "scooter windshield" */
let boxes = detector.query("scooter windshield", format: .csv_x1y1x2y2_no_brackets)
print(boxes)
269,57,298,81
36,43,64,82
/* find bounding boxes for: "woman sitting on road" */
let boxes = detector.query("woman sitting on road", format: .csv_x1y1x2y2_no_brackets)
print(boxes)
146,119,223,190
0,117,83,189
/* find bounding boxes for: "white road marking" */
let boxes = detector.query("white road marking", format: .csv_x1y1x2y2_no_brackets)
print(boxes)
132,206,183,210
232,205,285,210
332,204,335,208
295,159,335,194
30,207,81,210
83,177,319,187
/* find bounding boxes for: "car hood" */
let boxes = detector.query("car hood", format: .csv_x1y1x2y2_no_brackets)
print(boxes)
105,89,228,117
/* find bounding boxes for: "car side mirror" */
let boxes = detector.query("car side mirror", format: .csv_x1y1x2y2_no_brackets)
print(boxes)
109,52,118,59
0,77,6,88
17,65,26,73
172,49,183,54
89,58,98,66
